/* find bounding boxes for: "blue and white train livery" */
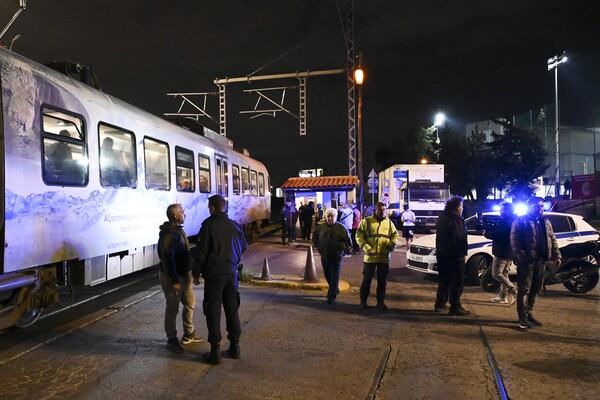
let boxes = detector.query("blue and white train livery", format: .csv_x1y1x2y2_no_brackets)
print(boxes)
0,47,270,329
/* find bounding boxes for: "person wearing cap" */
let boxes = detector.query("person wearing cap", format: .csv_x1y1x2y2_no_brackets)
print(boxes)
510,197,561,329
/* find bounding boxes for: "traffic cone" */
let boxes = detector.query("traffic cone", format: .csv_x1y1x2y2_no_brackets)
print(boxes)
259,257,272,280
303,246,319,283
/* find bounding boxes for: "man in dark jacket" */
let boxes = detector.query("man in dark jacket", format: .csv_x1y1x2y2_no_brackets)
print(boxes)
313,207,352,304
158,204,202,354
434,197,469,316
194,195,248,364
510,197,561,329
484,202,517,305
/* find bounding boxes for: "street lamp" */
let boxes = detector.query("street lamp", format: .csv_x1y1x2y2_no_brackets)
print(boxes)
434,112,445,144
354,53,364,208
547,51,567,197
433,112,445,161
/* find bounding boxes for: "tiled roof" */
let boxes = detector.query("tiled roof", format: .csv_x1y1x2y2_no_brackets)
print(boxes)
280,176,359,191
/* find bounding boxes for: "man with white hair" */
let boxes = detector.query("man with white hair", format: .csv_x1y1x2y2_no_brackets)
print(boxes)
313,208,352,304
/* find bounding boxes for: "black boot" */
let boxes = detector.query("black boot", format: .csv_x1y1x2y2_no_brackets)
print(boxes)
227,341,241,359
203,343,221,365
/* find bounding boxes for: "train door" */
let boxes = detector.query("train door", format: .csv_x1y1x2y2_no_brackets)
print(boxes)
215,154,229,200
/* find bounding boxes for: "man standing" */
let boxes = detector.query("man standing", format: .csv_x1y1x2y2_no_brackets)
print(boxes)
338,203,354,257
510,197,561,329
356,202,400,310
400,204,416,250
158,203,202,354
194,195,248,364
281,199,294,244
484,202,517,305
313,208,352,304
434,197,469,316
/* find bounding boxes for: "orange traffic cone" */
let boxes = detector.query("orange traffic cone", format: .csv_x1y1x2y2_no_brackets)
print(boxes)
259,257,272,280
303,246,319,283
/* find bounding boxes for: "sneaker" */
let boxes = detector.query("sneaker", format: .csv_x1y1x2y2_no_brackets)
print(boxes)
167,338,184,353
434,305,449,312
527,315,543,327
343,254,352,258
181,333,203,345
518,319,533,329
490,296,508,304
508,293,516,306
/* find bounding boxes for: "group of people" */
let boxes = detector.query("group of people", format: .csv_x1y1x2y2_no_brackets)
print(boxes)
157,193,559,367
158,195,246,365
433,195,561,329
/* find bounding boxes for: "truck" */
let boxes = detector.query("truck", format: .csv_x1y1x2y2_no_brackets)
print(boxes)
378,164,451,231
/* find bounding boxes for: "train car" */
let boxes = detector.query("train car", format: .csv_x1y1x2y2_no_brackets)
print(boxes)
0,47,271,329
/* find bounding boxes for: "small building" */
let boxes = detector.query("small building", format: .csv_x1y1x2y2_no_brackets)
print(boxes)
279,175,359,211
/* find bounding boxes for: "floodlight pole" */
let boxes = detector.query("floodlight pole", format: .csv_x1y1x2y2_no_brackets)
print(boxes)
547,51,567,198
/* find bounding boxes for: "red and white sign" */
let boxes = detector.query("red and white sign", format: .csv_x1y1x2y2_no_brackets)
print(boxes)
381,192,390,206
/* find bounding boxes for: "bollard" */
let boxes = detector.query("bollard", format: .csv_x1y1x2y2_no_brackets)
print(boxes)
259,257,272,280
303,246,319,283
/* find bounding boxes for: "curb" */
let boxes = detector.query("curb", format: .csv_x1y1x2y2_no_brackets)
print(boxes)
247,275,351,292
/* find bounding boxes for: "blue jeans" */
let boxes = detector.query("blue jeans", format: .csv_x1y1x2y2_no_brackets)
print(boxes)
321,258,341,301
159,271,196,340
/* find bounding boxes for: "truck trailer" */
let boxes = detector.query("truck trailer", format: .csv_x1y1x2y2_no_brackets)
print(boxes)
378,164,451,230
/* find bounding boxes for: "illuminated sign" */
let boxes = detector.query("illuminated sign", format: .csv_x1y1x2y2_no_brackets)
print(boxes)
299,168,324,177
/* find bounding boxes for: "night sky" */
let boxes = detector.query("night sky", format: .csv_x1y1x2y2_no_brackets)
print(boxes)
1,0,599,186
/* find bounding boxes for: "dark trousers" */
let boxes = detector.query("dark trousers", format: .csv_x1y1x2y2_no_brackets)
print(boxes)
281,223,292,243
360,263,389,303
435,257,465,309
301,218,313,239
203,274,242,345
321,258,342,301
516,261,546,320
351,228,359,252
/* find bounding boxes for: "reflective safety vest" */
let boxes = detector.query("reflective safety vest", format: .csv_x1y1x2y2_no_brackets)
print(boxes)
356,216,400,263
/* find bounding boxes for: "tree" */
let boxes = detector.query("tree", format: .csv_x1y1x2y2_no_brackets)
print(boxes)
373,126,431,170
488,119,548,197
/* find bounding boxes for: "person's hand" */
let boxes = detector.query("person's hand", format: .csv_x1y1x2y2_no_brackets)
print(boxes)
554,258,562,267
173,282,181,296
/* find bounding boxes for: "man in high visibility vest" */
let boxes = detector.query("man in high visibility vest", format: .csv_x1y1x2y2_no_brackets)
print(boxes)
356,202,400,310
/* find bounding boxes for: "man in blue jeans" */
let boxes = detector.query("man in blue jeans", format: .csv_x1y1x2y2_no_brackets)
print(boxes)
158,203,203,353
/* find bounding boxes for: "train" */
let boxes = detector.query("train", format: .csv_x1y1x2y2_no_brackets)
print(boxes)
0,47,271,330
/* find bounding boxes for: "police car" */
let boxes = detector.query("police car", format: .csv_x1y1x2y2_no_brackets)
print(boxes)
406,211,599,285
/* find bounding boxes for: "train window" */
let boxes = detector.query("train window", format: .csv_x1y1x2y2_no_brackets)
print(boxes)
198,154,211,193
99,124,137,188
258,172,265,196
232,165,241,195
241,167,250,195
175,146,195,192
41,107,88,186
144,137,170,190
250,170,258,196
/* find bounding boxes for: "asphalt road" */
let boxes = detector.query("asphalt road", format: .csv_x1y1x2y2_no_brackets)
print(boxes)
0,232,598,399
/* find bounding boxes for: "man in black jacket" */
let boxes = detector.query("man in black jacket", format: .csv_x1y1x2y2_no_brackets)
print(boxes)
158,204,202,354
484,202,517,305
510,197,561,329
434,197,469,316
194,195,248,364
